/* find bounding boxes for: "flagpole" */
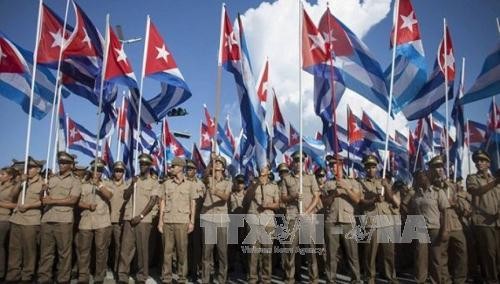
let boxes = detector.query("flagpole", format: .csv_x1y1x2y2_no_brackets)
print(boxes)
116,95,125,161
465,118,471,175
325,4,341,180
298,0,304,215
347,106,351,178
413,119,425,172
93,14,110,202
20,0,43,205
382,0,399,180
65,114,69,152
442,18,451,179
493,96,500,166
52,85,65,172
456,57,466,182
213,4,225,195
496,17,500,35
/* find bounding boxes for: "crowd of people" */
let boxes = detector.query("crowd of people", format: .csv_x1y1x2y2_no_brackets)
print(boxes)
0,148,498,284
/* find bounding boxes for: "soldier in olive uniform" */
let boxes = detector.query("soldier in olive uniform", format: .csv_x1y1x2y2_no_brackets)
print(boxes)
243,165,280,284
229,174,246,274
0,165,19,280
200,155,232,284
466,150,500,284
118,153,161,284
77,158,114,283
410,170,449,284
321,155,362,284
37,151,82,284
280,151,321,284
3,157,42,282
158,157,197,283
358,154,399,284
104,161,129,275
185,159,205,281
426,155,467,284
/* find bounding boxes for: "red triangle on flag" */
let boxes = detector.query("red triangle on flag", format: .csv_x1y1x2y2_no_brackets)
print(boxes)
219,6,240,65
0,37,26,74
37,4,71,65
145,19,178,76
104,27,135,81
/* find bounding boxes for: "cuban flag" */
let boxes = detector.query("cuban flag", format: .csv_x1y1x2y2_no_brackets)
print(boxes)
143,18,192,120
224,116,236,152
318,7,389,112
402,25,455,121
466,120,487,152
162,118,190,160
347,106,364,150
459,41,500,105
0,35,53,119
272,93,288,153
216,122,234,159
203,104,216,138
100,139,114,177
200,122,212,151
286,135,326,169
484,102,500,168
62,1,106,106
385,0,427,113
256,58,269,119
219,6,267,168
104,25,157,124
67,116,97,158
266,125,277,171
289,123,300,147
37,4,73,67
414,116,434,166
191,143,206,175
451,87,465,178
394,130,411,182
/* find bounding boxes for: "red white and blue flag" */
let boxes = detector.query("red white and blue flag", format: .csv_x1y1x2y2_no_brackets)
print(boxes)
272,93,288,153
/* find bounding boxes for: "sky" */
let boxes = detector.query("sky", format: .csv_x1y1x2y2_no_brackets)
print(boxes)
0,0,498,168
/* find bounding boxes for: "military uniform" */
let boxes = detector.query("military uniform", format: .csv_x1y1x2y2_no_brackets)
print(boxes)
323,178,362,283
118,172,161,283
77,159,113,283
6,158,43,282
37,152,81,284
160,157,197,284
228,175,246,274
200,173,232,284
0,177,16,279
466,165,500,283
280,169,321,284
358,176,398,284
105,176,129,274
245,180,280,284
410,184,450,284
187,169,206,280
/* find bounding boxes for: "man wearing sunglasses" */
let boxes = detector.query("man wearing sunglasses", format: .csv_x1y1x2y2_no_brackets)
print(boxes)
280,151,321,284
77,158,114,283
37,151,82,284
104,161,129,277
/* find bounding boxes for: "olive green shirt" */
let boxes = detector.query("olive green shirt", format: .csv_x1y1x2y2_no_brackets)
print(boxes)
245,181,280,226
324,178,361,224
410,186,449,229
358,177,394,228
41,172,81,223
104,179,130,223
279,173,319,219
10,176,41,226
0,181,17,221
201,178,232,224
162,177,197,224
79,182,113,230
466,172,500,227
123,175,161,223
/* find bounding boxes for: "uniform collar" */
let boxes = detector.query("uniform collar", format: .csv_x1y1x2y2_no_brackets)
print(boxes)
58,171,72,179
172,175,186,184
29,175,41,185
477,171,491,179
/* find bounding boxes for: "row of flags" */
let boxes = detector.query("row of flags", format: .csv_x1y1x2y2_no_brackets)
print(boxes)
0,0,498,181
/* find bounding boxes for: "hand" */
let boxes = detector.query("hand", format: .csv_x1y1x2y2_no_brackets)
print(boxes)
41,196,52,205
130,215,142,226
18,204,28,213
157,223,163,234
132,176,139,184
21,174,28,182
440,231,449,243
381,179,390,190
89,204,97,212
337,179,351,191
188,222,194,234
92,177,100,186
41,182,48,192
375,194,383,203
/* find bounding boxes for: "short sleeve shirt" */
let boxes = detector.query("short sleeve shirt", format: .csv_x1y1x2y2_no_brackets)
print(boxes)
123,175,161,223
162,178,197,224
358,177,394,228
466,172,500,227
324,178,361,224
0,181,17,221
104,179,130,223
10,176,42,226
201,178,232,224
41,172,81,223
246,182,280,225
410,186,450,229
280,173,319,219
79,182,113,230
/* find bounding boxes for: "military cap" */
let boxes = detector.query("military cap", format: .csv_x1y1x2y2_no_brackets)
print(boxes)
362,154,379,167
24,156,45,168
472,149,490,163
57,151,75,163
89,157,107,169
428,155,444,167
74,165,88,172
214,155,227,168
277,163,289,172
234,174,245,183
113,161,126,170
186,159,197,169
138,153,153,164
291,150,307,160
171,157,186,167
326,154,344,164
10,159,25,172
314,167,326,177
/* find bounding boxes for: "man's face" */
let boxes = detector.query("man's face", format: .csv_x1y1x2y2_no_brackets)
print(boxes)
430,165,445,179
476,158,490,172
28,166,40,178
329,161,342,177
0,170,10,182
186,167,196,178
365,165,377,178
139,163,150,174
171,165,183,176
113,169,124,181
292,157,303,172
93,168,103,180
58,161,73,173
258,166,270,184
214,160,224,172
236,180,245,191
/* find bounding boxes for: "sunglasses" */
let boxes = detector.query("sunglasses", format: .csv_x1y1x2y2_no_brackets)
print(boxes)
114,169,125,173
317,174,325,178
58,160,73,165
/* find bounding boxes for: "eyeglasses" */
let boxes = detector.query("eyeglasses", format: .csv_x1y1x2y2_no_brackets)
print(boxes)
114,169,124,173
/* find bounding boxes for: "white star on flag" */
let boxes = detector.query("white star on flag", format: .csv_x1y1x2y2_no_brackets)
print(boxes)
202,132,210,142
50,29,65,48
69,127,78,140
444,49,455,71
0,45,7,63
155,44,170,63
322,30,337,46
170,143,178,153
308,32,326,53
291,133,298,140
115,47,128,64
82,28,92,49
225,31,238,49
400,11,418,32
